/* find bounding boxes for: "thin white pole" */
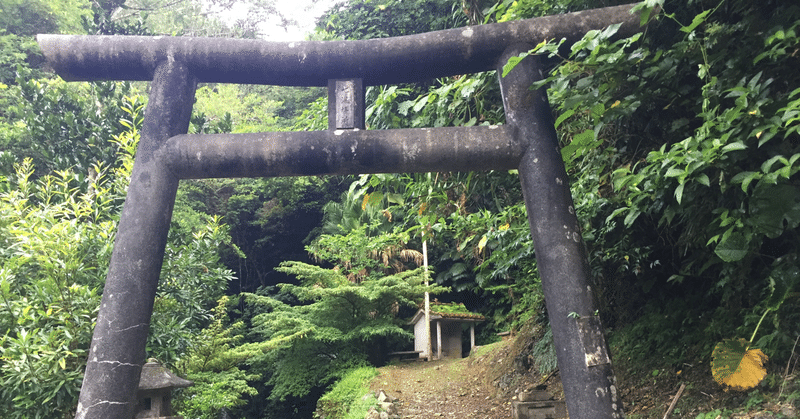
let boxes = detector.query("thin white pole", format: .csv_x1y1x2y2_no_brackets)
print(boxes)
436,320,442,360
470,324,476,351
423,239,432,362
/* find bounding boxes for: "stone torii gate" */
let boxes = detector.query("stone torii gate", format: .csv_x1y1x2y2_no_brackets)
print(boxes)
37,4,648,418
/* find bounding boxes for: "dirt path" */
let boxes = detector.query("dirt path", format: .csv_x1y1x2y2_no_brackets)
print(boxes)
367,337,799,419
369,348,514,418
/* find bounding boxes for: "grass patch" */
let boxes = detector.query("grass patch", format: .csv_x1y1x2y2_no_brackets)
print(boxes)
343,393,378,419
470,339,508,358
316,366,379,419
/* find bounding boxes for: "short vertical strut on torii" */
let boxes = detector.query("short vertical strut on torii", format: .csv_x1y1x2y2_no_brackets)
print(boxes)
37,4,651,418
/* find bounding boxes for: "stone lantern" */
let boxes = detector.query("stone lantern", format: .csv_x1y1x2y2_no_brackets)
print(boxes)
135,359,193,419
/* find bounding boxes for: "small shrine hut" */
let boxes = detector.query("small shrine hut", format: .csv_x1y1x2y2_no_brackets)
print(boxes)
409,301,485,359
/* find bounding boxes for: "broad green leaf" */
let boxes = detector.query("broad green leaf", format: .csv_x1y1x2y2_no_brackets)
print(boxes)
636,4,651,27
555,107,576,129
561,129,598,164
761,155,788,173
611,168,633,191
667,274,685,284
665,166,684,177
502,52,530,77
714,232,748,262
749,184,800,238
711,338,768,391
599,23,622,40
590,103,606,121
397,100,414,116
457,236,472,252
722,141,747,152
623,208,641,227
681,9,711,33
765,265,798,311
386,192,404,205
412,96,429,112
0,274,10,296
730,171,760,192
605,207,629,223
757,130,777,147
675,182,685,204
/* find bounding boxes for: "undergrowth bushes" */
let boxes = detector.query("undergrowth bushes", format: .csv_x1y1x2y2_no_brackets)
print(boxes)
0,96,236,418
522,0,800,372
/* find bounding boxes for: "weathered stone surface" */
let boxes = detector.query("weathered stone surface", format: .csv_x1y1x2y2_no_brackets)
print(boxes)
37,4,643,86
377,390,396,403
328,78,364,130
499,45,623,418
365,390,402,419
365,406,380,419
74,59,196,419
138,359,193,390
512,400,567,419
518,390,552,402
162,126,521,180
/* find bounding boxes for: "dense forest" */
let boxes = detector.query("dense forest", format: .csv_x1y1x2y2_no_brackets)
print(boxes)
1,0,798,418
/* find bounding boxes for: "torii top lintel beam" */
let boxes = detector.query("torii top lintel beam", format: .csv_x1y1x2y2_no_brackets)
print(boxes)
37,3,641,87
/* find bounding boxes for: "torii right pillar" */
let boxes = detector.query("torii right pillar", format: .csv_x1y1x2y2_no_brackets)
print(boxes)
498,46,624,418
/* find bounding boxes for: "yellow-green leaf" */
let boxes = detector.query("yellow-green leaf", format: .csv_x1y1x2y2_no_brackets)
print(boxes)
477,235,488,253
711,338,768,391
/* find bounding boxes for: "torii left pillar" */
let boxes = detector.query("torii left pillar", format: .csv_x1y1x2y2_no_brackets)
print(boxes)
75,61,196,419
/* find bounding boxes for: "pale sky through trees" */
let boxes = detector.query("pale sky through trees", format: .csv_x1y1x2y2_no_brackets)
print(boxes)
208,0,337,41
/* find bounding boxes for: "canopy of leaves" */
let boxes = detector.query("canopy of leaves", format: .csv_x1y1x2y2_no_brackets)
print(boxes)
175,297,262,419
0,0,91,36
510,0,800,372
237,263,446,404
0,114,236,417
0,159,112,419
318,0,466,40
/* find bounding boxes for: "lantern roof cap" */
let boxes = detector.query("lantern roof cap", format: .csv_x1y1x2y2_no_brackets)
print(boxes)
139,359,193,391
